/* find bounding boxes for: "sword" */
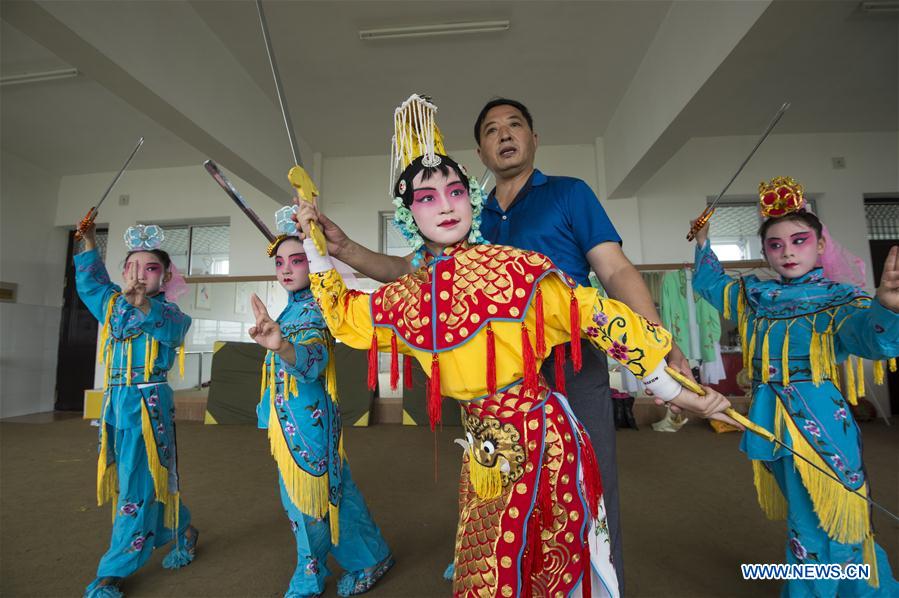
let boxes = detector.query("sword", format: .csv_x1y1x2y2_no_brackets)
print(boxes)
255,0,326,254
665,367,899,524
75,137,144,239
204,160,276,243
686,102,791,241
479,168,493,193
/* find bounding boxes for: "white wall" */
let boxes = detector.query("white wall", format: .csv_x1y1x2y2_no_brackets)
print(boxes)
636,131,899,289
0,151,68,418
55,164,287,277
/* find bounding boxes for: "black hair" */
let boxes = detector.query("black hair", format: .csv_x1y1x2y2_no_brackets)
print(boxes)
393,154,470,207
125,248,172,270
473,98,534,144
269,235,303,257
758,209,823,241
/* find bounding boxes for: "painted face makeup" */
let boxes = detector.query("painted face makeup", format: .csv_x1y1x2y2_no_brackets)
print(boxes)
274,238,310,292
762,219,825,279
409,168,473,249
123,251,167,295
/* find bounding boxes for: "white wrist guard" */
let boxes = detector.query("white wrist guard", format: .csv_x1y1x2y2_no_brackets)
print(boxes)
641,360,682,402
303,238,333,274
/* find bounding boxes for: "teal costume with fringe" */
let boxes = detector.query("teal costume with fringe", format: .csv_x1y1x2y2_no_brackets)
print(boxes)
75,249,194,598
693,240,899,597
258,288,391,597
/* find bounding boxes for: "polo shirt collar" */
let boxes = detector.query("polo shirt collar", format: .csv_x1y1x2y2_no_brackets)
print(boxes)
486,169,546,213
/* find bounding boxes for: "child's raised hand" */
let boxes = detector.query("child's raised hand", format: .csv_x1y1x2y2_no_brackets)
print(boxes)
248,293,285,352
78,219,98,251
691,218,710,246
875,245,899,313
122,261,149,311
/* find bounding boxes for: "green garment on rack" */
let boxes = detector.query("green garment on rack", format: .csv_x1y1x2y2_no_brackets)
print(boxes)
660,269,720,361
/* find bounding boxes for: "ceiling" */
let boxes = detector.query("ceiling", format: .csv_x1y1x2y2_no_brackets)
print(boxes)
1,0,896,186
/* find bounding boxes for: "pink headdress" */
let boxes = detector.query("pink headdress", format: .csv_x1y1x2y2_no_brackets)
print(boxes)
161,262,190,303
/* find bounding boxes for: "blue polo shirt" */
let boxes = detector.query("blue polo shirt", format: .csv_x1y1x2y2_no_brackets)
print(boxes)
481,169,621,286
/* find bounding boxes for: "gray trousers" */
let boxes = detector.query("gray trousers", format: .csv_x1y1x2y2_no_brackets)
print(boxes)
541,339,623,594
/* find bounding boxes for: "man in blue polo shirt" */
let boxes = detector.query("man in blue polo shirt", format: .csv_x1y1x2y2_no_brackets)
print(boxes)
301,98,691,593
475,99,690,592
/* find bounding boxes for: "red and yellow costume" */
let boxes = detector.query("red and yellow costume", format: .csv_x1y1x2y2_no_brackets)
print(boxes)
309,240,672,597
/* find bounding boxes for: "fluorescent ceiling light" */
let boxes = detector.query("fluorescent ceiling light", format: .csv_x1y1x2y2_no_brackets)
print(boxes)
0,67,79,87
860,1,899,12
359,20,510,41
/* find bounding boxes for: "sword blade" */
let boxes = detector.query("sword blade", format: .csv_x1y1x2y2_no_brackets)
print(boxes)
256,0,302,167
706,102,790,214
95,136,144,211
204,160,276,243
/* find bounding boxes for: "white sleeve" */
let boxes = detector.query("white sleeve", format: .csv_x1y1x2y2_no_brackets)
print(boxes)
641,360,681,402
303,239,333,274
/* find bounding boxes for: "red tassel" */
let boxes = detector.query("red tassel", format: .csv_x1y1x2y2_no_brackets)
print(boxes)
580,438,602,521
569,292,582,373
486,323,497,396
522,467,550,596
389,333,399,390
581,542,593,598
554,345,567,396
521,323,537,397
367,332,378,391
403,354,413,389
535,287,546,356
427,353,442,430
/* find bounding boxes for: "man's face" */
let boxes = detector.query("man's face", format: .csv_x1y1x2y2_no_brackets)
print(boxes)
476,105,538,179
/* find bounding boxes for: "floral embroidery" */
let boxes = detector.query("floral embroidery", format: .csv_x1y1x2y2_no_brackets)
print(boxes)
608,341,630,362
802,420,821,437
284,422,297,436
592,312,608,327
833,407,847,421
305,556,319,575
126,531,154,553
119,500,143,517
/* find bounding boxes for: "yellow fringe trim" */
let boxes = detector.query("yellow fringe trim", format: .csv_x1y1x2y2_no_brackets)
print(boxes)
259,352,269,401
178,343,186,379
890,358,897,373
746,320,759,381
873,361,885,385
760,322,771,384
752,460,787,520
856,357,865,398
468,450,503,500
779,404,871,545
96,397,118,514
810,328,825,386
98,294,118,365
781,322,791,386
326,334,338,404
140,401,180,530
863,534,881,588
844,356,858,406
125,338,133,387
723,280,736,320
144,337,159,382
266,369,336,539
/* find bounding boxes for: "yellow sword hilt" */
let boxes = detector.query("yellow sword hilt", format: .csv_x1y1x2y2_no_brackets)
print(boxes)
664,366,775,442
288,165,327,256
686,206,714,242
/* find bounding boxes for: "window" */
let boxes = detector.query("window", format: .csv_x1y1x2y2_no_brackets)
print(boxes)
865,200,899,240
380,211,413,257
159,223,230,275
706,198,817,260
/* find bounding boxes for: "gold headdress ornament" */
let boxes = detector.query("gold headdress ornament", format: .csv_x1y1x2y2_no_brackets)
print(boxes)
759,176,806,218
389,94,447,195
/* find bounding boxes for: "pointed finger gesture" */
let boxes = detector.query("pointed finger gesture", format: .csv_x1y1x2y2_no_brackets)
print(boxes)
876,245,899,313
123,261,148,310
248,293,284,352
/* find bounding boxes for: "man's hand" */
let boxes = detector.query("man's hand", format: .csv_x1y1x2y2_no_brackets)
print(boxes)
669,386,743,428
294,196,349,258
122,261,149,313
875,245,899,313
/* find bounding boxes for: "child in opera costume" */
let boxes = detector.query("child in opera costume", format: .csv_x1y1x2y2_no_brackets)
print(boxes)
247,211,393,598
692,176,899,597
76,222,197,598
297,95,736,598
